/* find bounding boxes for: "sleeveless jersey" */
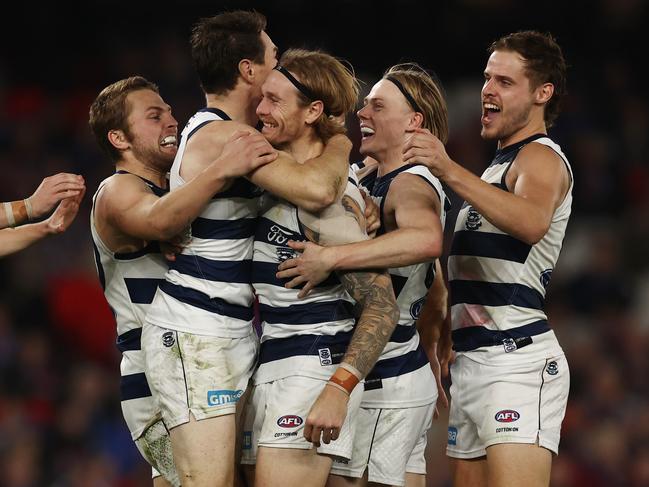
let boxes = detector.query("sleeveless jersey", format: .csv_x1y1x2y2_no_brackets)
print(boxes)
358,163,450,408
448,134,573,365
90,173,167,438
251,169,363,384
146,108,261,337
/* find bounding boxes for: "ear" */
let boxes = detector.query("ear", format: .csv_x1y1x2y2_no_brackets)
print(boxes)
407,112,425,130
304,100,325,125
238,59,255,84
535,82,554,105
107,130,129,151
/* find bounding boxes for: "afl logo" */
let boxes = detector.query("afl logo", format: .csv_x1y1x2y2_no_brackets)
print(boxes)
495,410,520,423
277,415,303,428
465,206,482,231
410,297,426,319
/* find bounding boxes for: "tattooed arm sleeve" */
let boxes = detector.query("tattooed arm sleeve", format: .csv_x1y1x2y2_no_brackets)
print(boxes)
299,189,399,378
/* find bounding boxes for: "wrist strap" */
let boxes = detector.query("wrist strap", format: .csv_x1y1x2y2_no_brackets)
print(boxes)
24,198,34,221
326,380,350,396
4,202,15,227
329,365,361,395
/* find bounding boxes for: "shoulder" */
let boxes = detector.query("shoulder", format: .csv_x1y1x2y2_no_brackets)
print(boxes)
515,140,566,171
189,119,258,147
95,173,155,214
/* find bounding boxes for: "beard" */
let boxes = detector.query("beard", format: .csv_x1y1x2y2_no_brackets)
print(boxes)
129,138,174,172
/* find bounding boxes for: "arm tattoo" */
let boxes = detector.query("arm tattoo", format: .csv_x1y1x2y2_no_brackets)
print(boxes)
338,269,399,377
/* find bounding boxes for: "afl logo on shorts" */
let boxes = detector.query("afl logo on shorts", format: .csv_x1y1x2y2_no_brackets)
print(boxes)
465,206,482,231
495,410,520,422
162,332,175,347
277,415,303,428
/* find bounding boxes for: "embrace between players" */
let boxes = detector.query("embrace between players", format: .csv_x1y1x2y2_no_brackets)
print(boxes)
89,10,571,487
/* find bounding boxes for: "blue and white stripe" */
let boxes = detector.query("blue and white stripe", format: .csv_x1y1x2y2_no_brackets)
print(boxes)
448,135,573,358
146,109,260,337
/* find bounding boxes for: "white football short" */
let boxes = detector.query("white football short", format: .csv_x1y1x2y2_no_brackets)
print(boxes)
329,403,435,486
240,375,362,463
446,353,570,458
142,323,258,429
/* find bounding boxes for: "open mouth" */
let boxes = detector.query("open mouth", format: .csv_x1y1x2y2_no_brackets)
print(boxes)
160,135,177,148
482,103,501,124
360,126,375,140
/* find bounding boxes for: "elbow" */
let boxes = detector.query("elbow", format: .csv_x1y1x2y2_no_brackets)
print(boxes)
520,223,550,246
150,219,182,242
302,189,338,213
421,238,443,261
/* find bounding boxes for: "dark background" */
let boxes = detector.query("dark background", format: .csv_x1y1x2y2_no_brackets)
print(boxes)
1,1,648,485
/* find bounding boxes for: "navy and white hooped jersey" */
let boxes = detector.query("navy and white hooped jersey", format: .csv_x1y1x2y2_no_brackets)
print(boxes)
251,169,363,384
90,173,168,437
146,108,261,337
357,163,450,408
448,134,573,364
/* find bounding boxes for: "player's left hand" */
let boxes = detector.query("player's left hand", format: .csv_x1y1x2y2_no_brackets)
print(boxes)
303,383,349,447
276,240,334,298
161,228,190,262
403,128,450,178
361,189,380,238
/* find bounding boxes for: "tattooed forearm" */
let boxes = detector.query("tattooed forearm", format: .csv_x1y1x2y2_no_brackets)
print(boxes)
338,269,399,377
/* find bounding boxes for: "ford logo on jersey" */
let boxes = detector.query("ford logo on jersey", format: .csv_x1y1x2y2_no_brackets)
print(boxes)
277,415,303,428
495,410,520,422
207,389,243,406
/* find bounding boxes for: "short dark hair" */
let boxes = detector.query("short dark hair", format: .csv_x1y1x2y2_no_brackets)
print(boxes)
489,30,567,127
191,11,267,96
89,76,159,162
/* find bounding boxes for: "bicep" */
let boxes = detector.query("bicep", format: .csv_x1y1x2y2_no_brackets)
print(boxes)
104,185,160,239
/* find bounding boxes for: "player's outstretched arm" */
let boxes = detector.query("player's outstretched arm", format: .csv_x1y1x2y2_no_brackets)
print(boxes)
0,189,84,257
248,134,352,213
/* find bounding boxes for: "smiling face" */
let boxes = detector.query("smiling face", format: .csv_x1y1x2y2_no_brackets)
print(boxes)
256,70,312,149
480,50,541,145
356,79,415,162
124,89,178,171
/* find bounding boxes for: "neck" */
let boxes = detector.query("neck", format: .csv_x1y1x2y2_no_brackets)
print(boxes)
116,156,167,188
498,116,547,150
374,145,407,177
286,131,324,164
205,86,259,126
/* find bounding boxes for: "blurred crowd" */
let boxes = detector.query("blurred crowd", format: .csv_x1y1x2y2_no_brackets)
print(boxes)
1,1,647,485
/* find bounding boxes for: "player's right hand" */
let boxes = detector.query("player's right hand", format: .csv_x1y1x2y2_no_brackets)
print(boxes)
30,173,86,219
217,130,278,178
303,383,349,447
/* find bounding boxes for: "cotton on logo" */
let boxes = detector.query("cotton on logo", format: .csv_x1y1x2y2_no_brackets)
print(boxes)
277,415,303,428
494,410,520,422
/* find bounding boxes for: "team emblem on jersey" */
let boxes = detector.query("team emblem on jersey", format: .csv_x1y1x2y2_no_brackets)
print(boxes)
277,415,303,428
495,410,520,422
410,297,426,319
318,348,333,366
162,331,175,347
268,224,293,245
540,269,553,289
546,360,559,375
276,247,297,262
465,206,482,230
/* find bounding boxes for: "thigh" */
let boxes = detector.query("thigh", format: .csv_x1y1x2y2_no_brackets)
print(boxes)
450,457,488,487
170,412,238,486
256,446,333,487
486,443,551,487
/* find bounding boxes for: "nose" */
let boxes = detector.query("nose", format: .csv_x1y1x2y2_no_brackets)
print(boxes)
357,104,368,119
256,97,269,117
482,78,495,98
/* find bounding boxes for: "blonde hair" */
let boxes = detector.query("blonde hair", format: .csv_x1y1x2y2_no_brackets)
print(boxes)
279,48,360,142
384,63,449,143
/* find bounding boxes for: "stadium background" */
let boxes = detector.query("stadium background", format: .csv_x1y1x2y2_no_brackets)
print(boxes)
1,1,647,485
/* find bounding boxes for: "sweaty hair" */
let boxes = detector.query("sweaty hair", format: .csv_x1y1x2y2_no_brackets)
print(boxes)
279,48,360,142
191,11,267,95
89,76,159,162
489,30,567,128
383,63,449,144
